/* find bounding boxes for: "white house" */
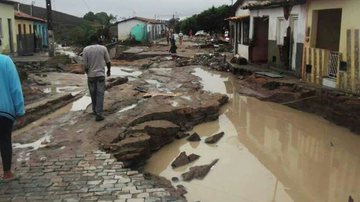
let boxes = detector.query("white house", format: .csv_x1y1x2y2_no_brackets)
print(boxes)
243,0,306,76
228,0,251,61
114,16,166,42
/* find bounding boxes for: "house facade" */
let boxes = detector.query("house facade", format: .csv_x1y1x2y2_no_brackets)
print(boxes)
15,11,47,56
303,0,360,94
0,0,17,54
244,0,306,76
229,0,251,60
114,17,166,42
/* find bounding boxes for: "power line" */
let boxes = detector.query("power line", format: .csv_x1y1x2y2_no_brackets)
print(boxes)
81,0,91,12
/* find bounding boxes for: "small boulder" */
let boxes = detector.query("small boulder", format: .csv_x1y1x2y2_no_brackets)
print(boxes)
181,159,219,181
186,132,201,142
175,132,190,139
171,152,200,168
205,132,225,144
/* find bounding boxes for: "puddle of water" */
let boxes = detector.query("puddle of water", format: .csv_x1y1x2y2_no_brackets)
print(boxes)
111,67,143,78
13,131,52,151
118,103,138,113
145,79,163,88
42,86,80,94
181,96,192,101
171,100,179,107
145,68,360,202
71,96,92,111
192,67,229,95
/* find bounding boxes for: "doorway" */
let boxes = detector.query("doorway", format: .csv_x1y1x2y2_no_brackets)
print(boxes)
251,17,269,63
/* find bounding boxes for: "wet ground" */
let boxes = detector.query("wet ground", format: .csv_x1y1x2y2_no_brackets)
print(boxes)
145,68,360,202
4,39,360,202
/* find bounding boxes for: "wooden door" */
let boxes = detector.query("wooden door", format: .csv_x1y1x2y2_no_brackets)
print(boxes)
251,17,269,63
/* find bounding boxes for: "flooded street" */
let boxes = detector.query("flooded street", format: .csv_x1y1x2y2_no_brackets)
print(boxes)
145,68,360,202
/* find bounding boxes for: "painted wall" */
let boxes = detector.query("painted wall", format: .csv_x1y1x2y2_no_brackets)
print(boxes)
0,3,17,54
306,0,360,55
249,5,306,43
238,44,249,60
15,19,34,35
234,6,251,60
304,0,360,94
34,22,48,47
249,5,306,75
117,19,145,41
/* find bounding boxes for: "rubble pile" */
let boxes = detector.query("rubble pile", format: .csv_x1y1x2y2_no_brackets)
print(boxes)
175,53,231,72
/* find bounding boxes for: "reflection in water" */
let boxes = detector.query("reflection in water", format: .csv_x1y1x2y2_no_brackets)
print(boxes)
145,68,360,202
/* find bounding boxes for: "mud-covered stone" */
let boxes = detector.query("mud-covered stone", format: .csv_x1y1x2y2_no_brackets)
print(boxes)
104,133,151,167
186,133,201,142
106,77,129,89
171,152,200,168
181,159,219,181
175,132,190,139
205,132,224,144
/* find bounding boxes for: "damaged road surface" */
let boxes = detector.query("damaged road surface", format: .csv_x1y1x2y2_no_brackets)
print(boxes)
3,40,360,202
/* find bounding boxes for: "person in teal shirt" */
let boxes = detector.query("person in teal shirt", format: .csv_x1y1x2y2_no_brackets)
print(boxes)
0,54,25,181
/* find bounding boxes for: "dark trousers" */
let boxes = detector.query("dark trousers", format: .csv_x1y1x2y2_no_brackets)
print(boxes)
88,76,105,116
0,116,14,172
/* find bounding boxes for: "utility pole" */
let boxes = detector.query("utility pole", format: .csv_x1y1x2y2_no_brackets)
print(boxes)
30,1,35,16
46,0,55,57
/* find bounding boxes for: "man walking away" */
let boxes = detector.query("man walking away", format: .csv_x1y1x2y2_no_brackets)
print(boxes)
0,54,25,181
83,35,111,122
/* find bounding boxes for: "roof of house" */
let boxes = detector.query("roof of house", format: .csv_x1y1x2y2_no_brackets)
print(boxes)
15,11,47,23
233,0,246,11
242,0,306,9
226,15,250,22
115,16,164,25
0,0,17,5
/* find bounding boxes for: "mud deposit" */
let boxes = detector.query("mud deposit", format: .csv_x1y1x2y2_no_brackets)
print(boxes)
145,69,360,202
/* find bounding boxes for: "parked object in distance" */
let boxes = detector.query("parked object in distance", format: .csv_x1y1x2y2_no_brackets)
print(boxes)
195,30,208,36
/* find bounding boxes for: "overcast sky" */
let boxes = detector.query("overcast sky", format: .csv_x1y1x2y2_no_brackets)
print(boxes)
19,0,232,19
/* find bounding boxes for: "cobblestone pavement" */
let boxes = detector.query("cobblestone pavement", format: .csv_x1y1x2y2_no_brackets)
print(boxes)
0,151,184,202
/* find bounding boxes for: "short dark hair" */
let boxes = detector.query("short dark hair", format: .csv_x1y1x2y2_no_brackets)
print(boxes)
89,35,99,44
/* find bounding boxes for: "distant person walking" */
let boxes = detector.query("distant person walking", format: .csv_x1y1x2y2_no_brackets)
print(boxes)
169,34,177,59
0,54,25,181
83,35,111,122
178,32,184,45
166,31,170,45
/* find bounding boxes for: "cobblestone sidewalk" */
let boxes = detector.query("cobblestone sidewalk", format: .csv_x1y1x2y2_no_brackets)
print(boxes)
0,151,184,202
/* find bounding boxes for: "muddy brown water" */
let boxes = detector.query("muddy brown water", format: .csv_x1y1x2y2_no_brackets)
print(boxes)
145,68,360,202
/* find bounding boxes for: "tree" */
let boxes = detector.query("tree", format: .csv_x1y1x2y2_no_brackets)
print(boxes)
179,5,231,34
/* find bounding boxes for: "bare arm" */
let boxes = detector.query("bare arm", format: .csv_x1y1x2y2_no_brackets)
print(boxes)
104,47,111,76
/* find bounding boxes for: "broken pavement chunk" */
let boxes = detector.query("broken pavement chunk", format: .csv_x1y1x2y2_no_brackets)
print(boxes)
186,132,201,142
175,132,190,139
181,159,219,181
171,152,200,168
205,132,225,144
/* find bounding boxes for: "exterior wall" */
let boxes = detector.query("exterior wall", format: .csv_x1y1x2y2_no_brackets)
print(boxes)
233,6,251,60
238,44,249,60
34,22,48,47
304,0,360,94
117,20,145,41
249,5,306,76
15,19,34,35
0,3,17,54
